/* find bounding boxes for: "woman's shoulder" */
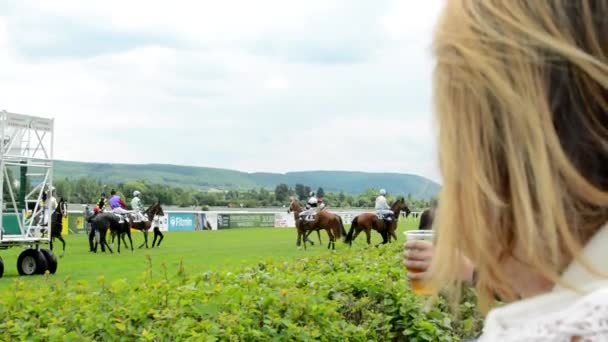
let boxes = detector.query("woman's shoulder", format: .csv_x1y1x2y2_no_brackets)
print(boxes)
480,284,608,341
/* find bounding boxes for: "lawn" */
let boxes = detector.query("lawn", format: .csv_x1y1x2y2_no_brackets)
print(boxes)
0,217,420,290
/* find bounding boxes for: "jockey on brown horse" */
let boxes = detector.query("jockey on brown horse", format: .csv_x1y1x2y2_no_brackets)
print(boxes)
288,196,346,250
345,190,411,246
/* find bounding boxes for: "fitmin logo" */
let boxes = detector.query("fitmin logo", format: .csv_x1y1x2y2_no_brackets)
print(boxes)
170,216,193,227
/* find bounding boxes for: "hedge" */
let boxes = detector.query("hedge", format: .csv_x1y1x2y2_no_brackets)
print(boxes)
0,245,482,341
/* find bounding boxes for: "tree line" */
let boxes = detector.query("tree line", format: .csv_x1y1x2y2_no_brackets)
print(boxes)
50,177,433,210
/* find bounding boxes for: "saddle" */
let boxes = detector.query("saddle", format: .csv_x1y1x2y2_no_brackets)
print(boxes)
114,213,130,224
299,212,317,222
132,216,149,223
377,213,393,221
304,214,316,222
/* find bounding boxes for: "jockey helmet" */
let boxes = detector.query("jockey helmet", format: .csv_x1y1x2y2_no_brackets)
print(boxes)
133,190,141,197
379,189,386,195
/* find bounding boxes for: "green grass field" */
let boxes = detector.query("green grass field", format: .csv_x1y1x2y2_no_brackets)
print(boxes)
0,217,419,290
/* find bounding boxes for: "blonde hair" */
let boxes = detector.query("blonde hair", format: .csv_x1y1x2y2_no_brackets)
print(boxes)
430,0,608,313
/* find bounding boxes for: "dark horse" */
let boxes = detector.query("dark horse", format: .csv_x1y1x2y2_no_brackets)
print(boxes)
344,197,411,246
49,197,67,257
289,198,346,250
103,213,134,253
418,200,437,230
90,212,123,253
418,208,435,230
129,201,165,248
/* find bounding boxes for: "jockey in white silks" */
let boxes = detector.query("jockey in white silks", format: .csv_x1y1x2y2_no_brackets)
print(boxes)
131,190,147,222
375,189,394,221
299,191,319,221
40,187,57,226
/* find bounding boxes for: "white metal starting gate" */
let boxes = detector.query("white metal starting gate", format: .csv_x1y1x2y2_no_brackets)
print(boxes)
0,110,57,277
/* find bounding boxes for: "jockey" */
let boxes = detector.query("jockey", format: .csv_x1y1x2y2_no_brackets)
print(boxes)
40,187,58,226
318,197,326,210
43,187,58,211
375,189,394,222
109,189,129,222
300,191,319,221
97,192,108,212
131,190,147,222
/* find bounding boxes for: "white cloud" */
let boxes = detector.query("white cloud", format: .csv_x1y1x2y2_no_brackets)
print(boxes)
263,75,289,91
0,0,444,183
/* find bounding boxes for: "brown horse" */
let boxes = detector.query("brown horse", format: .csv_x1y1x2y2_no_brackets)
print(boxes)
289,198,346,250
287,197,320,245
130,201,164,249
344,197,411,246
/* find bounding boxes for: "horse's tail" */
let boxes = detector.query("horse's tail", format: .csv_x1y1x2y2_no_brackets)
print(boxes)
331,215,344,240
344,216,358,245
339,216,347,241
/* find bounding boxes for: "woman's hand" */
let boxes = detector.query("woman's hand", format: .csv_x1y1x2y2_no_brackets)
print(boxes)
403,240,435,280
403,240,476,283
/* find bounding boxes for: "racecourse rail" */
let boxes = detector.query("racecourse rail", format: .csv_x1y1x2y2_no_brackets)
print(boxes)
54,206,424,234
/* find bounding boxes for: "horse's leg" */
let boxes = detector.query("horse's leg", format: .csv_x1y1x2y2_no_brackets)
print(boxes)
104,233,113,254
365,228,372,245
303,230,315,246
301,230,306,250
325,228,335,250
380,229,389,246
99,230,106,253
295,221,302,247
139,230,147,249
145,227,150,248
58,235,66,257
88,228,96,252
50,236,54,251
390,222,398,242
127,231,134,252
317,230,322,245
389,229,397,243
121,233,128,249
352,229,363,243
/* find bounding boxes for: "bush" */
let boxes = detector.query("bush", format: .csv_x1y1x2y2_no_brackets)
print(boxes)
0,245,481,341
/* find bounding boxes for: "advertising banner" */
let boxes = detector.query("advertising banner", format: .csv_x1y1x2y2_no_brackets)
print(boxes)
168,212,196,231
217,213,275,229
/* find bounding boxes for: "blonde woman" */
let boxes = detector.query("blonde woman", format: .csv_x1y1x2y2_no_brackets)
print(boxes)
425,0,608,340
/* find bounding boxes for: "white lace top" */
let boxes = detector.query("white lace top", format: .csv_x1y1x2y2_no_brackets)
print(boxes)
478,224,608,341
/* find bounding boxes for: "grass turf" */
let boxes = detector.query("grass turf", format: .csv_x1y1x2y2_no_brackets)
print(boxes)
0,217,419,290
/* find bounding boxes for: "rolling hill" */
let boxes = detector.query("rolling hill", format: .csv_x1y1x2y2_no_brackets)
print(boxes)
53,160,441,199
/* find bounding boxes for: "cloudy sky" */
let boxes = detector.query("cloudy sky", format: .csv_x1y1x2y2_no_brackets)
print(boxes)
0,1,443,182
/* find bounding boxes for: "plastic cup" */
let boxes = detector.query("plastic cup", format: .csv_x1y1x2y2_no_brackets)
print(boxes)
404,230,435,295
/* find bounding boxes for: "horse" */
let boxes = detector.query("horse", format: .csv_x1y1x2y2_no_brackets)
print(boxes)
418,208,435,230
106,213,134,253
128,201,165,249
49,197,67,257
89,212,124,253
287,197,320,246
344,197,411,246
289,198,346,250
